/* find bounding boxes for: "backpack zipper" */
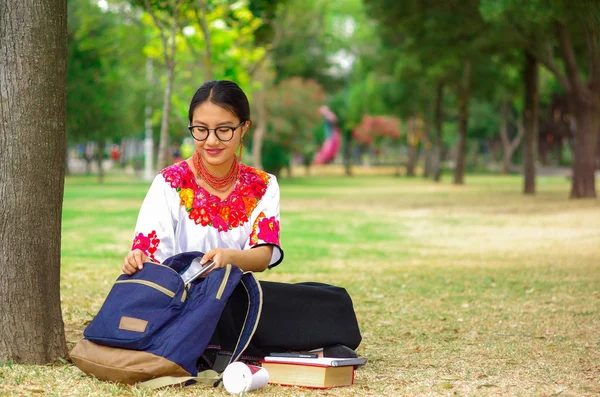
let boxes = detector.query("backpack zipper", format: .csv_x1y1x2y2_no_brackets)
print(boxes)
151,262,180,275
181,284,189,302
215,264,231,300
115,280,175,298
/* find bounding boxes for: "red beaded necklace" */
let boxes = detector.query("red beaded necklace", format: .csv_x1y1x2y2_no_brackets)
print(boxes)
193,152,239,192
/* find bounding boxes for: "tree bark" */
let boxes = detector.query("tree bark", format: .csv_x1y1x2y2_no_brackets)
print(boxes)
343,129,353,176
0,0,68,363
523,52,539,195
196,0,214,81
96,139,105,183
499,99,525,174
499,99,511,174
554,21,599,198
156,61,175,170
570,102,599,198
433,82,444,182
146,0,182,171
252,66,268,170
454,61,471,185
406,118,418,177
422,112,433,178
535,21,599,198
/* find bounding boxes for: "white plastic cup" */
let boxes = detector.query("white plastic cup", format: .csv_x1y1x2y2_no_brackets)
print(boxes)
223,362,270,394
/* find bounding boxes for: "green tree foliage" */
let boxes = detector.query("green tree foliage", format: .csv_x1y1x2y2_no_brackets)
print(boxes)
67,0,147,148
138,0,269,164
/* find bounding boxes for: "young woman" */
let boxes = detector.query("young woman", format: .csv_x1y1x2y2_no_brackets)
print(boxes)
122,80,360,365
122,80,283,276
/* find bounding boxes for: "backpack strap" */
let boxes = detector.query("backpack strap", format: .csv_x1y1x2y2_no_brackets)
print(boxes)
229,272,263,364
136,369,221,389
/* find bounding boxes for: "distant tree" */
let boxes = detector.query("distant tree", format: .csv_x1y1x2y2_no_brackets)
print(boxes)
261,78,326,176
363,0,493,185
522,52,539,194
67,0,147,181
0,0,68,363
141,0,185,171
481,0,600,198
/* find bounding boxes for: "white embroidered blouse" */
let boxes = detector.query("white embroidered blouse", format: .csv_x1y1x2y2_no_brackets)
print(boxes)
131,161,283,268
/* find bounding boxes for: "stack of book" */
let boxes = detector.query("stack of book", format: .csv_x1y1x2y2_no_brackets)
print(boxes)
261,355,367,388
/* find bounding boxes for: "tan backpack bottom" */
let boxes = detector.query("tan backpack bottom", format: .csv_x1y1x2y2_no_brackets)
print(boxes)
70,340,190,385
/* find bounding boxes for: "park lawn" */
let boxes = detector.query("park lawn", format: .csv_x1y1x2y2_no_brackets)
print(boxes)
1,172,599,396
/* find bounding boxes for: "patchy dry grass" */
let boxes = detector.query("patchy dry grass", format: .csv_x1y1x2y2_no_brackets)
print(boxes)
1,172,599,396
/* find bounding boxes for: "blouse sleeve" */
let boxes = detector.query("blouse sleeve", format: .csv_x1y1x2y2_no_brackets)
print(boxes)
244,175,284,268
130,175,177,263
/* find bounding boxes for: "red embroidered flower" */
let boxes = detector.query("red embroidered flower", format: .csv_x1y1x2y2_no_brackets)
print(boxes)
180,174,196,189
131,230,160,262
257,216,280,245
161,162,269,232
132,233,150,252
229,209,246,228
162,166,184,189
212,215,228,232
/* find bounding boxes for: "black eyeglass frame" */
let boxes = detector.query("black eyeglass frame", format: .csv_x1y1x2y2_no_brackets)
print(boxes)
187,121,246,142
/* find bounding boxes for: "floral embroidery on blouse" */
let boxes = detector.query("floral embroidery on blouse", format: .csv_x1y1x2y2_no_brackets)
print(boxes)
249,211,280,246
131,230,160,262
258,215,280,245
161,162,269,231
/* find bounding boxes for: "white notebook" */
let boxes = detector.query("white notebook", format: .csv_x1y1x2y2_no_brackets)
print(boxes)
263,356,367,367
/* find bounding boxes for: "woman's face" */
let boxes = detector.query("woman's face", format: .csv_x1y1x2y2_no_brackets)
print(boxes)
190,101,248,168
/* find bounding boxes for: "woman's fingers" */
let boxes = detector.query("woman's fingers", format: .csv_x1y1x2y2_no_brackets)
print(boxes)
200,249,216,265
133,250,147,269
122,250,149,275
122,259,138,275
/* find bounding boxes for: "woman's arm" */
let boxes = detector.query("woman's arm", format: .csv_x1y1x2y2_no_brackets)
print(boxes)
200,245,273,273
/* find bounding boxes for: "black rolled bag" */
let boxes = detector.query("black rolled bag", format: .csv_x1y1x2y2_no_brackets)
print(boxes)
204,281,362,368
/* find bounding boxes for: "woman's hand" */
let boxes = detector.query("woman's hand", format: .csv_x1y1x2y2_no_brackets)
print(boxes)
200,248,236,272
200,246,271,273
122,249,149,275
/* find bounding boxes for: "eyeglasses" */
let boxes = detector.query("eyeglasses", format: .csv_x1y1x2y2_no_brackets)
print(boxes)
187,121,245,142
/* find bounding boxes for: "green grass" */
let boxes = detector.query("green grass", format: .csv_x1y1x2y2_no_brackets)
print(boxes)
1,172,599,396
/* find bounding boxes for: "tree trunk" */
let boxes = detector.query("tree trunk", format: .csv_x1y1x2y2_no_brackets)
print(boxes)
156,61,175,171
96,139,104,183
252,83,267,170
148,0,181,171
433,82,444,182
422,114,433,178
394,143,403,177
499,99,525,175
454,61,471,185
343,129,353,176
196,0,214,82
499,99,511,174
144,58,155,181
0,0,67,363
523,52,539,194
570,102,599,198
406,118,418,177
553,20,598,198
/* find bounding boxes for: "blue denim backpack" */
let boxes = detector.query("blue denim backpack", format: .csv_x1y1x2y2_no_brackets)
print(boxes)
70,252,262,388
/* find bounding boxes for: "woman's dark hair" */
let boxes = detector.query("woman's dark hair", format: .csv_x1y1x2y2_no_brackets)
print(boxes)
188,80,250,123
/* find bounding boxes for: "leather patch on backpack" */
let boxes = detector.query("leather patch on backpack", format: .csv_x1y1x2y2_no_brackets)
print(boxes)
119,316,148,333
